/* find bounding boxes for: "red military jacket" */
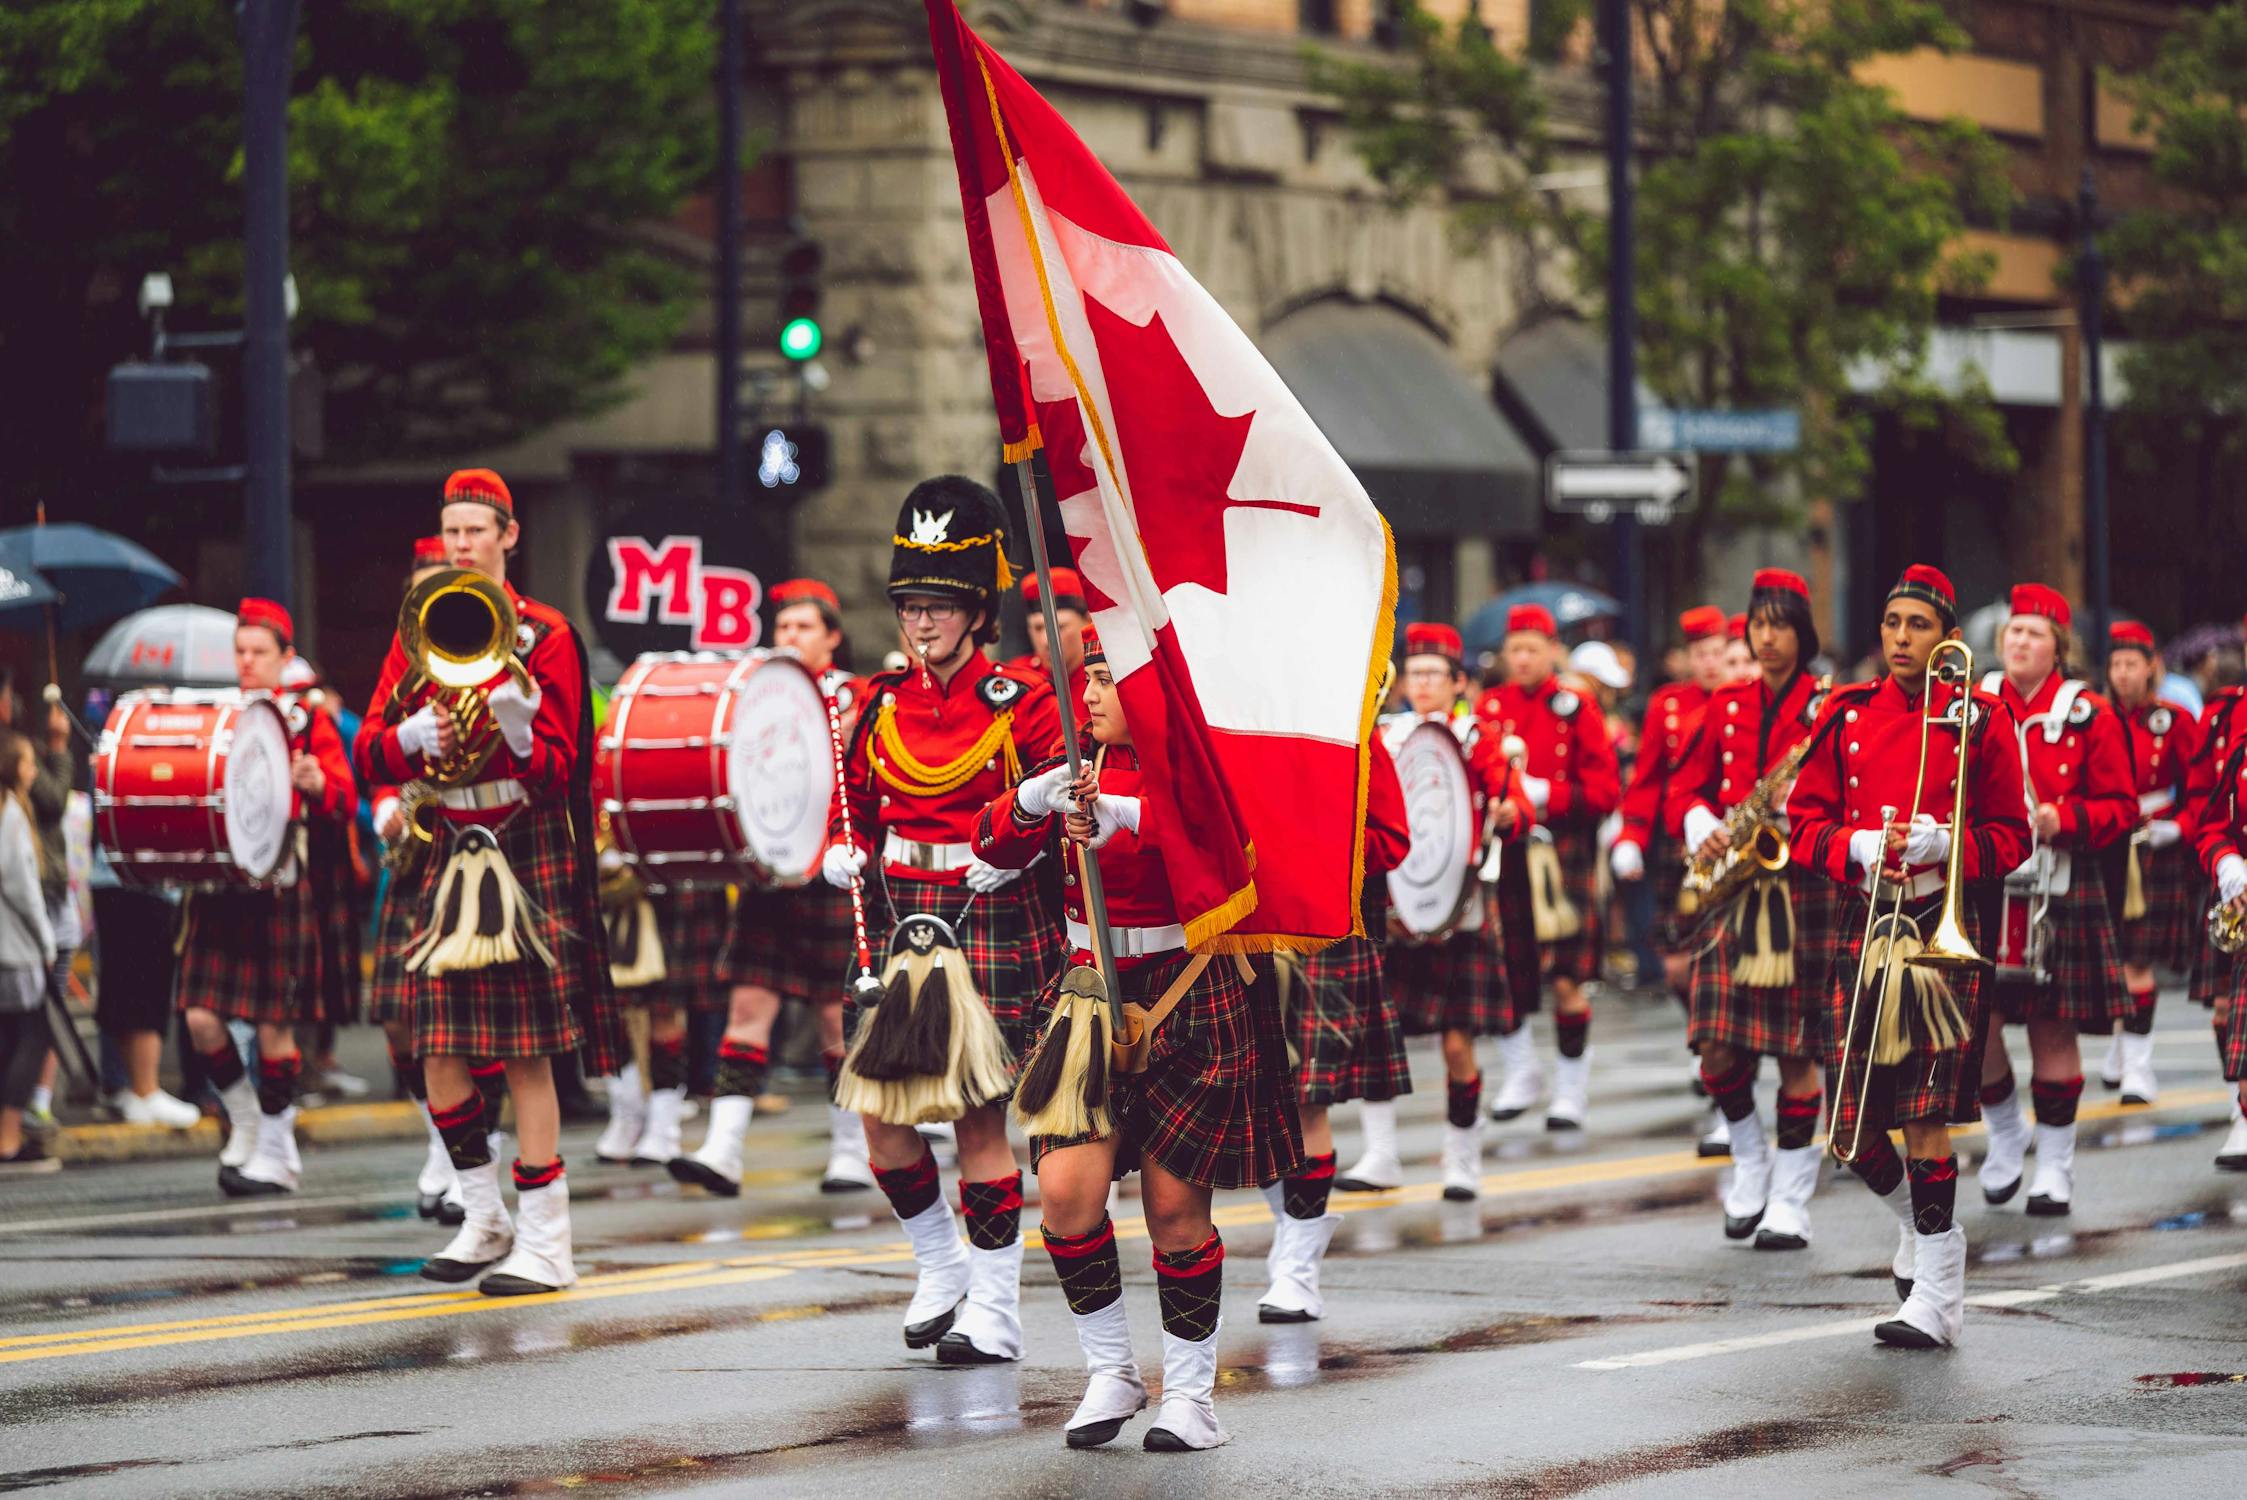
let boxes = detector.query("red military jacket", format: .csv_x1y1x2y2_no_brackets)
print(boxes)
1664,670,1824,834
834,652,1060,884
2190,689,2247,877
1617,680,1710,850
1786,675,2032,888
1990,673,2137,852
1472,676,1621,830
1364,734,1411,876
353,583,584,809
2118,695,2201,823
285,696,359,828
974,741,1172,967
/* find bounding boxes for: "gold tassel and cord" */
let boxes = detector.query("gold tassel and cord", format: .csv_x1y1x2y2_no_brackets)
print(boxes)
871,701,1020,796
2123,840,2148,922
1859,917,1965,1067
405,832,558,977
1526,840,1582,943
1011,967,1116,1140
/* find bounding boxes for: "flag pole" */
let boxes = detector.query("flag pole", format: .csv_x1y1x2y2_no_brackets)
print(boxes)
1012,458,1119,1015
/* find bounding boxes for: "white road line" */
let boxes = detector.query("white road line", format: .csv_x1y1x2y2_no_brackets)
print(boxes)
0,1191,411,1237
1576,1249,2247,1370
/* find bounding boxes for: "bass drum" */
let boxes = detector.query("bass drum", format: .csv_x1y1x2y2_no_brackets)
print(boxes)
1386,720,1479,944
93,690,295,889
602,650,834,888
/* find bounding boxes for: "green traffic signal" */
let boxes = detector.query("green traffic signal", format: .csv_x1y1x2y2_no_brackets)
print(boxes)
779,317,823,361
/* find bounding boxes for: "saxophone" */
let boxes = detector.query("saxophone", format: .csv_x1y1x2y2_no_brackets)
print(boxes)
1677,718,1820,916
2211,898,2247,956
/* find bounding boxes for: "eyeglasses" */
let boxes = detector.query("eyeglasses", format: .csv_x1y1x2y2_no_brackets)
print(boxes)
895,601,963,623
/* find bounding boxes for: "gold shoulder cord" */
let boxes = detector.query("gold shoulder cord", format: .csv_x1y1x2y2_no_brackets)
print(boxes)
872,699,1021,796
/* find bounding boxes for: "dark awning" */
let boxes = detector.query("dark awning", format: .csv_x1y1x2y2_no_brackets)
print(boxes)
1492,314,1660,453
1261,300,1539,537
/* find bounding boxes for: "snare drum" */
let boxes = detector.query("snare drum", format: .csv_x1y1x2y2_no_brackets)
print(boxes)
94,690,295,889
1995,868,2052,985
602,651,834,888
1386,720,1481,944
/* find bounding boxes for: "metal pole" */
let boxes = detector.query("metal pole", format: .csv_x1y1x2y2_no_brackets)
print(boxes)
239,0,299,608
1602,0,1642,646
2078,168,2111,653
716,0,744,508
1010,459,1119,1012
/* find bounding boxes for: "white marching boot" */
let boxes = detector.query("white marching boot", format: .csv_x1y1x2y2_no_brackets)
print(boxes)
1546,1049,1592,1131
214,1076,261,1188
1063,1298,1148,1449
1978,1086,2031,1204
1720,1111,1771,1240
2218,1097,2247,1172
2119,1030,2159,1105
1876,1178,1918,1300
820,1103,877,1192
593,1064,644,1163
2025,1121,2076,1217
668,1094,751,1196
1697,1102,1733,1158
420,1160,513,1282
630,1084,686,1166
233,1106,301,1195
1144,1322,1230,1452
895,1196,971,1348
1440,1118,1485,1201
1875,1224,1967,1349
2098,1028,2125,1089
1258,1200,1342,1323
415,1105,457,1219
1336,1099,1404,1191
1755,1145,1821,1250
938,1238,1025,1364
1488,1027,1543,1121
480,1172,578,1296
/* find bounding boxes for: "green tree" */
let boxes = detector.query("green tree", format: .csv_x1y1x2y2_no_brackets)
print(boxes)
1310,1,2013,599
0,0,717,506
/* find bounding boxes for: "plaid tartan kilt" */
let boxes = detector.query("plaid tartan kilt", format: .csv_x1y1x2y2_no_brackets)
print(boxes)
1541,823,1603,982
728,879,860,1004
1993,861,2130,1032
2191,928,2237,1011
403,804,619,1072
2119,842,2204,974
367,859,426,1028
1390,901,1515,1038
306,826,363,1026
1685,864,1837,1060
1292,936,1413,1105
649,885,734,1010
1650,839,1695,950
1823,887,1990,1145
174,866,323,1026
1029,949,1304,1191
840,866,1064,1064
2221,960,2247,1082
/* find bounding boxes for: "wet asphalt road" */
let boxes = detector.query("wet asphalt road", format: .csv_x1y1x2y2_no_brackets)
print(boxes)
3,991,2244,1499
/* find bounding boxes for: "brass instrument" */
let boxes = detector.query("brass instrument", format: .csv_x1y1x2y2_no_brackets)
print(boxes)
379,781,440,875
383,568,535,786
1830,639,1987,1162
2211,897,2247,956
1677,690,1828,916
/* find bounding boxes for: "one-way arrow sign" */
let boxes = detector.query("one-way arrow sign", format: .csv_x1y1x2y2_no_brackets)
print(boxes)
1545,450,1693,524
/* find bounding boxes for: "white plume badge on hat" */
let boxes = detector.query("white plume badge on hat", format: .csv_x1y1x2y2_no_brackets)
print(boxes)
1568,640,1631,691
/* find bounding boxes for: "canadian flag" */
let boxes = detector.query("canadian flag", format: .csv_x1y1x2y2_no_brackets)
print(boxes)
926,0,1397,948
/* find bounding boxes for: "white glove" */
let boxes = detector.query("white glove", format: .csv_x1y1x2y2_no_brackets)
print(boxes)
395,705,440,760
1087,794,1142,850
1014,762,1073,820
2218,853,2247,907
2146,819,2182,850
373,796,403,841
821,842,866,890
1609,840,1644,881
963,858,1022,893
1901,812,1949,867
598,845,627,874
488,677,541,758
1682,804,1723,854
1519,774,1551,815
1847,828,1885,874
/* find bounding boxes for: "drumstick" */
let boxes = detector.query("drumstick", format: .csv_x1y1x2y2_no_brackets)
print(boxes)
824,686,875,978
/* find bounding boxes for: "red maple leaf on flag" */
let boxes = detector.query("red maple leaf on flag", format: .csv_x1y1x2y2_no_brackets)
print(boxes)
1082,298,1318,599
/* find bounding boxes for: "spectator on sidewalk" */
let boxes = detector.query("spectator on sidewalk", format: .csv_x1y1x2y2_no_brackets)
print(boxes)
90,842,199,1127
0,727,61,1172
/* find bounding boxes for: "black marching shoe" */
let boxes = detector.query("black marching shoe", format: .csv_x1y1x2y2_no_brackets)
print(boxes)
935,1329,1009,1365
1723,1209,1764,1241
1067,1416,1133,1450
1754,1227,1807,1251
1873,1317,1942,1350
903,1302,962,1350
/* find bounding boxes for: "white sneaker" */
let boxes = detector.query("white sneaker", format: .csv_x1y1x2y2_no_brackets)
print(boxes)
1488,1028,1543,1120
1546,1049,1591,1131
1721,1111,1771,1240
820,1103,877,1192
1063,1298,1147,1449
1876,1225,1967,1349
1754,1145,1821,1250
1143,1324,1230,1452
119,1088,203,1129
215,1077,261,1176
938,1238,1025,1364
421,1160,513,1282
2216,1098,2247,1172
232,1107,300,1195
1697,1103,1733,1158
2098,1028,2125,1089
1440,1119,1484,1201
668,1094,751,1196
480,1172,577,1296
2119,1031,2159,1105
1978,1086,2031,1204
1259,1208,1342,1322
2025,1121,2076,1217
630,1085,686,1165
593,1064,644,1163
1336,1099,1403,1190
895,1196,972,1348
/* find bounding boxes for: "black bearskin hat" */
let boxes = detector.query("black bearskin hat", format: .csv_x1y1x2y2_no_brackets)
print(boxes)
888,476,1015,637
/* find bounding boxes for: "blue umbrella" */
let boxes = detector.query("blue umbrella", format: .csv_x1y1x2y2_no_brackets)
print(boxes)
1462,581,1623,654
0,522,182,635
0,538,62,628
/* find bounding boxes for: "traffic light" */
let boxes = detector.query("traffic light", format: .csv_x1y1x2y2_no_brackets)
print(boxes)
778,237,822,361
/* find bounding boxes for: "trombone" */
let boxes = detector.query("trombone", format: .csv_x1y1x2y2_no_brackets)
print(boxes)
381,567,536,787
1829,638,1988,1162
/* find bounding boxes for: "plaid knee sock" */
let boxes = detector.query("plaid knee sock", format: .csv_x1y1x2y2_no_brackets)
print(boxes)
2030,1074,2083,1127
255,1054,300,1116
1446,1073,1482,1128
201,1042,246,1092
1283,1153,1337,1219
648,1034,687,1093
1775,1091,1822,1151
1908,1154,1958,1235
875,1147,941,1221
1698,1055,1758,1123
1043,1216,1124,1315
470,1061,508,1125
389,1042,426,1101
513,1156,564,1191
1153,1232,1224,1342
1848,1132,1905,1198
1979,1073,2016,1110
1557,1011,1591,1059
960,1172,1023,1251
713,1039,769,1100
432,1093,492,1172
2124,986,2157,1036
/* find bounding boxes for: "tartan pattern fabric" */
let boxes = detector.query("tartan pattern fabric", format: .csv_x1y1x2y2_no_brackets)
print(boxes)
1030,949,1304,1191
1292,936,1414,1105
1822,886,1991,1146
1389,903,1515,1038
841,866,1064,1061
727,880,863,1002
305,823,364,1026
403,804,621,1074
2191,935,2237,1012
2222,962,2247,1082
1649,839,1694,950
651,885,734,1010
174,862,323,1026
1541,824,1602,982
1992,862,2131,1032
2119,841,2204,974
1686,864,1838,1059
366,861,425,1027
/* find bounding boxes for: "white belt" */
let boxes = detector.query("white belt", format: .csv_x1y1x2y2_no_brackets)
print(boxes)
883,832,976,873
438,778,526,811
2140,789,2176,817
1068,918,1185,959
1859,868,1944,901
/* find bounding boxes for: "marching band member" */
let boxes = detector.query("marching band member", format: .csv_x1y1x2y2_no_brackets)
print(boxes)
2190,638,2247,1170
2102,620,2203,1103
675,577,875,1195
975,624,1300,1452
1382,624,1531,1197
1266,725,1410,1318
354,469,620,1296
1974,585,2135,1217
179,598,357,1196
1666,570,1833,1248
1476,604,1621,1129
1723,614,1755,684
825,476,1063,1363
1015,566,1091,714
617,885,730,1165
1787,564,2030,1349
